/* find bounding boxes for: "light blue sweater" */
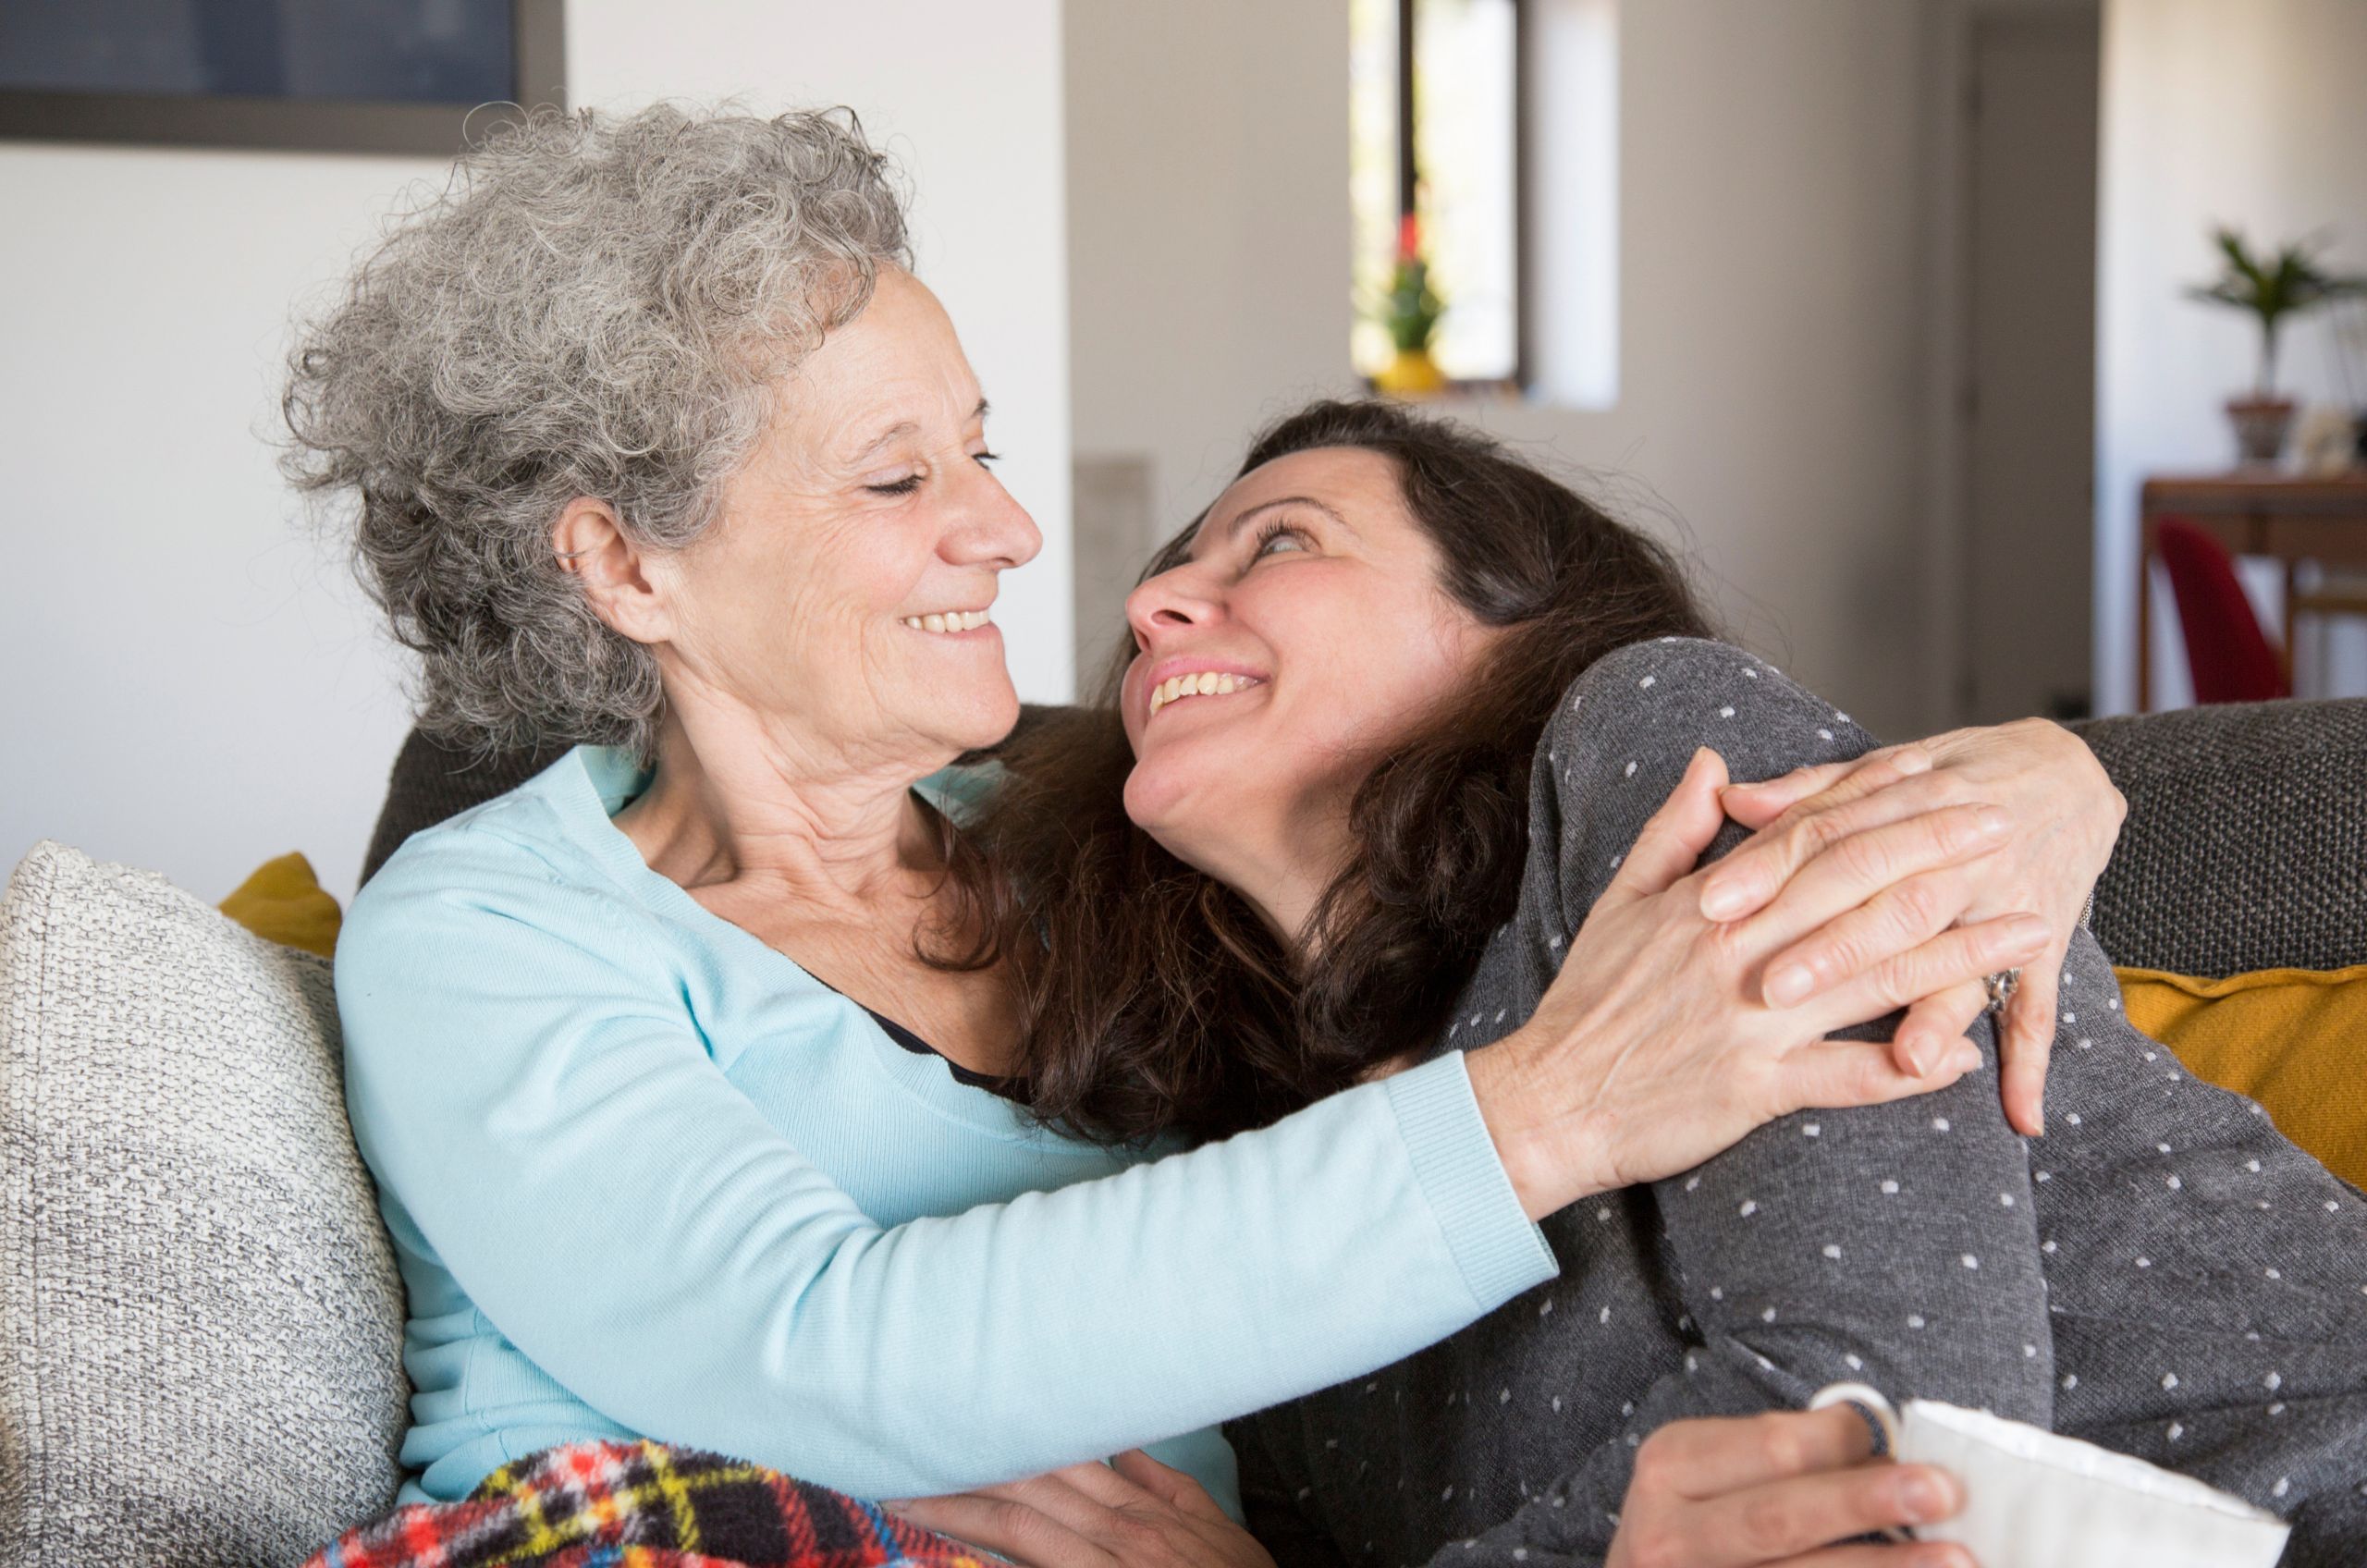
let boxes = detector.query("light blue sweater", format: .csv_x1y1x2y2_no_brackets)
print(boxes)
336,747,1554,1511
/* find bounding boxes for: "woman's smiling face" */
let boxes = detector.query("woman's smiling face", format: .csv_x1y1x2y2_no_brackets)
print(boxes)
641,267,1040,768
1118,446,1498,917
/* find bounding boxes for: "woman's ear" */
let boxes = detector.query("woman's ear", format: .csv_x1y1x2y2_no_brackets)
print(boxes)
552,497,673,644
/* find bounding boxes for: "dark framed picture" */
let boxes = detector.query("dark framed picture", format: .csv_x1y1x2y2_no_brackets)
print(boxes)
0,0,565,157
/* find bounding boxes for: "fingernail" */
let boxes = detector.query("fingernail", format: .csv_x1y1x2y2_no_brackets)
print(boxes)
1901,1033,1939,1077
1898,1470,1948,1522
1976,807,2010,838
1700,879,1750,920
1765,964,1814,1006
1893,748,1932,775
1952,1044,1983,1073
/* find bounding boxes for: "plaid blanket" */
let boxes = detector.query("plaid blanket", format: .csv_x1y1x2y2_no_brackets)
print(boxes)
307,1441,988,1568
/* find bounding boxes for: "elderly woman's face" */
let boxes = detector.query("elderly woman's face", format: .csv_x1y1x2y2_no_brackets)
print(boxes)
655,267,1038,766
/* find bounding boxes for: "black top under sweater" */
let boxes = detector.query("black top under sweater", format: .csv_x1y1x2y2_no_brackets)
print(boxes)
803,973,1023,1101
1229,637,2367,1568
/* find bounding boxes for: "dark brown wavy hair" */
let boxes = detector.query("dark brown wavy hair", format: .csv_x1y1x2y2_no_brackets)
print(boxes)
936,398,1714,1146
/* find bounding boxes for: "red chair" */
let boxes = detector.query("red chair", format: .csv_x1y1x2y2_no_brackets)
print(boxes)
2153,517,2290,704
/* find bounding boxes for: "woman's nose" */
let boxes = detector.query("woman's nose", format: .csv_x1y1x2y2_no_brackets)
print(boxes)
943,459,1042,570
1125,566,1221,646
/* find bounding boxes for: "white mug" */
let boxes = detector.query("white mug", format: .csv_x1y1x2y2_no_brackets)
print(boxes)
1807,1382,2291,1568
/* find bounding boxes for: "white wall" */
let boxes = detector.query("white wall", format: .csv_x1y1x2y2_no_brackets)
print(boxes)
1473,2,1932,736
1,144,440,901
1063,0,1355,628
2096,0,2367,713
1066,0,1940,736
3,0,1073,901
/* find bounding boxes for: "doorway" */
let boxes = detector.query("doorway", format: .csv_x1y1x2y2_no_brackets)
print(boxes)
1956,5,2101,723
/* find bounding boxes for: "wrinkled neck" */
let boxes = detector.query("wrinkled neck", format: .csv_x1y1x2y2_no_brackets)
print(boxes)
616,703,947,911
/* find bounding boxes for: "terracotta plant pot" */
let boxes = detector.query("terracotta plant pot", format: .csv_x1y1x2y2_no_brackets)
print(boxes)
2226,397,2296,466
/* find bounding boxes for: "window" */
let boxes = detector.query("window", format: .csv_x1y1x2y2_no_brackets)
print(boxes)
1351,0,1526,388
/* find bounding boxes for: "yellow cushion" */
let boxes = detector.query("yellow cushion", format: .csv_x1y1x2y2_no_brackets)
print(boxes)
217,852,343,960
2116,964,2367,1190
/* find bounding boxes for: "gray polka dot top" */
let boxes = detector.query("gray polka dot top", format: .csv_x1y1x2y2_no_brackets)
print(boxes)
1229,639,2367,1568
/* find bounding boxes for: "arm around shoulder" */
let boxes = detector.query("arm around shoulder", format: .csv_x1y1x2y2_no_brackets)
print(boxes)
338,827,1554,1501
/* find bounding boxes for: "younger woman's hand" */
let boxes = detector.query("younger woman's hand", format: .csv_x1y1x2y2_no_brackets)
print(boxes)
1609,1406,1972,1568
1468,748,2050,1219
1702,718,2126,1137
886,1450,1275,1568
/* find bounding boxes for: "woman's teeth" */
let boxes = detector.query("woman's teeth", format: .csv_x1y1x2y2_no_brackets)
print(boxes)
1147,671,1258,717
902,610,991,633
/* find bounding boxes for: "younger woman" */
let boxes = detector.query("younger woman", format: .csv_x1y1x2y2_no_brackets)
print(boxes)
903,400,2367,1568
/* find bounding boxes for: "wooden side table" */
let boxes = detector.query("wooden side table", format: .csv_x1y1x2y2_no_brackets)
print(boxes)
2137,473,2367,710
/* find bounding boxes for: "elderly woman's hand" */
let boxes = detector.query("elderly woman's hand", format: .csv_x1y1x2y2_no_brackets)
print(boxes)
896,1413,1974,1568
1608,1406,1972,1568
1699,718,2127,1138
887,1450,1275,1568
1470,748,2051,1218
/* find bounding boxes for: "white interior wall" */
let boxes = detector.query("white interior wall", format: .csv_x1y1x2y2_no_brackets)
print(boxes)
1473,1,1932,736
1066,0,1940,737
1063,0,1355,675
2097,0,2367,712
3,0,1072,901
0,144,441,902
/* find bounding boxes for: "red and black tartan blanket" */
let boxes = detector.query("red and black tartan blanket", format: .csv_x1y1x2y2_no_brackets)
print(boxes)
307,1440,987,1568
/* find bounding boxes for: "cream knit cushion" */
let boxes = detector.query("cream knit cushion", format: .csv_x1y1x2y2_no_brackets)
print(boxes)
0,841,407,1565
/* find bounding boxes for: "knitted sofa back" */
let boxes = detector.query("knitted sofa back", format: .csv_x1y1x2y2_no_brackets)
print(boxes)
366,698,2367,979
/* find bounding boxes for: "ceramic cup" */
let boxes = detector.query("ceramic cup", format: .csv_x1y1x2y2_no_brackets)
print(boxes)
1807,1382,2291,1568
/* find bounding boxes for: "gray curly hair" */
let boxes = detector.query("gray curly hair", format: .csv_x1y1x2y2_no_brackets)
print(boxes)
283,104,911,756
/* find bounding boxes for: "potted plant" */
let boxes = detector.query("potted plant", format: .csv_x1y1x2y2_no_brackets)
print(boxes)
1370,212,1446,397
2186,227,2367,464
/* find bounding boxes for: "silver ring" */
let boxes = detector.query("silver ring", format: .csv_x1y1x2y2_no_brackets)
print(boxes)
1985,968,2021,1015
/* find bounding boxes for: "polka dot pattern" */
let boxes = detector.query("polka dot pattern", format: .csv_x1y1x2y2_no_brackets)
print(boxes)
1233,640,2367,1568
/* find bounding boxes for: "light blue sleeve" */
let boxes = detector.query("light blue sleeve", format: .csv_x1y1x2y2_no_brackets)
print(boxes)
336,824,1555,1503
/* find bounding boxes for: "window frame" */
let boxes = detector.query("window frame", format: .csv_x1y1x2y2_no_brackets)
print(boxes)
1370,0,1534,397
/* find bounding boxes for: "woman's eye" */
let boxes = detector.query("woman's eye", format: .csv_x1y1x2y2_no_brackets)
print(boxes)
974,449,1001,469
1253,526,1309,559
865,474,924,496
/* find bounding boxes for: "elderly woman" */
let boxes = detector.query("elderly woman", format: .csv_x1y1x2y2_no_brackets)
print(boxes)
293,106,2115,1560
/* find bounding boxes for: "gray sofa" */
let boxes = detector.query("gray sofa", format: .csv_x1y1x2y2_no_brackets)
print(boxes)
1,696,2361,1566
2063,699,2367,975
364,698,2367,974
